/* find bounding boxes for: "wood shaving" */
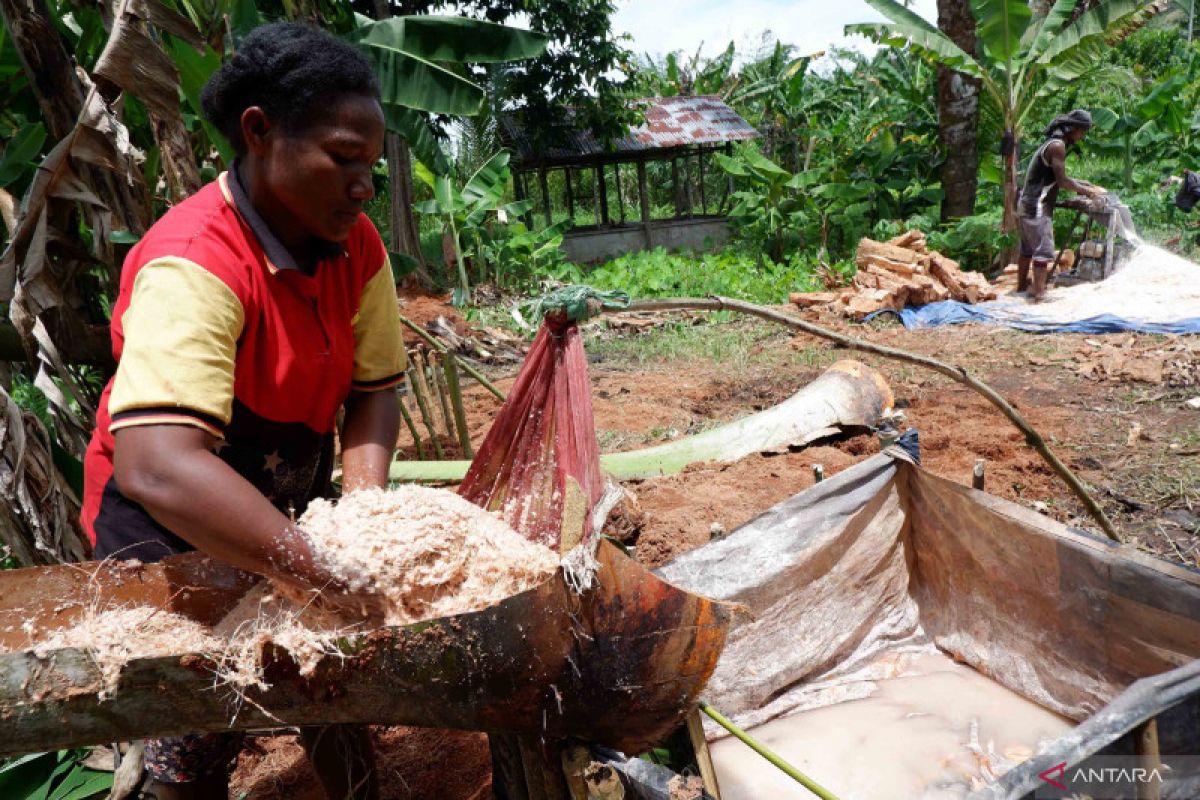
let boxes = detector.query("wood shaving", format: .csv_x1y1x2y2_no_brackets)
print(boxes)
297,485,558,626
31,605,221,698
8,487,559,699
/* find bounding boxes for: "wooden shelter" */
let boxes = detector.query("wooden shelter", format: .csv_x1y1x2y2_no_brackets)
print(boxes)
499,96,759,263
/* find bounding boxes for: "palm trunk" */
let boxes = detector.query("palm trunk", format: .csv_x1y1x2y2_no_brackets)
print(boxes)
936,0,980,220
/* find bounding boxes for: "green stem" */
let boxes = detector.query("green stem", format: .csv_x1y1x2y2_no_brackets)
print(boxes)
406,360,444,460
442,353,474,459
698,701,840,800
449,216,470,302
397,389,425,460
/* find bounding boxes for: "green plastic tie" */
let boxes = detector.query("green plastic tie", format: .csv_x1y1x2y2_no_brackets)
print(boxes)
523,285,631,325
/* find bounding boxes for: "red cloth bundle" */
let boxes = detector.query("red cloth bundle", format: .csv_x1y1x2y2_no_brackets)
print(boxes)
458,316,605,552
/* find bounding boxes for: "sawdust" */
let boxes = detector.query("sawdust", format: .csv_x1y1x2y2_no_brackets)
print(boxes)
30,605,221,698
298,486,558,627
13,487,558,698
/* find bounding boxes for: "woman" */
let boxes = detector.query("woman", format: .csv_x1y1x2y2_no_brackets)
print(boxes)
81,22,403,799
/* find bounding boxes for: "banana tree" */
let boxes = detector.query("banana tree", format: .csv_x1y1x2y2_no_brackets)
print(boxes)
1089,72,1187,192
847,0,1167,247
413,149,532,304
351,15,547,174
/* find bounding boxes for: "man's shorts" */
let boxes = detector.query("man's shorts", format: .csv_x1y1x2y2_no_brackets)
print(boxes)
1018,214,1056,261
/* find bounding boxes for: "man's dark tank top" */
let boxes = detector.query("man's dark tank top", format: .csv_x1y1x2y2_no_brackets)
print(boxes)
1019,137,1061,218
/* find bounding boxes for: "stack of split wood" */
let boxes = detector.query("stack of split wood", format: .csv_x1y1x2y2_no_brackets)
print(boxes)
789,230,998,319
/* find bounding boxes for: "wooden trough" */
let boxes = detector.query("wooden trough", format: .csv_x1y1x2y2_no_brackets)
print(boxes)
0,540,731,759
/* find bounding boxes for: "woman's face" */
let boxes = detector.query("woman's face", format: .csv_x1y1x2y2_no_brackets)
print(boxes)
255,93,386,244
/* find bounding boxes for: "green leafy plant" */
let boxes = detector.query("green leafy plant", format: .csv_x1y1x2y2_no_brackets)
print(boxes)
552,246,825,304
414,149,538,303
0,750,113,800
848,0,1167,245
1089,72,1188,192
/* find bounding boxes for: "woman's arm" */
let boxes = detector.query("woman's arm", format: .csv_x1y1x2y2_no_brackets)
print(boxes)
112,425,334,588
340,389,400,492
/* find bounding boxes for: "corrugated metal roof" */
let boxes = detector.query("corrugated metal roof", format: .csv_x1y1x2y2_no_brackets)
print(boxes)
499,96,759,168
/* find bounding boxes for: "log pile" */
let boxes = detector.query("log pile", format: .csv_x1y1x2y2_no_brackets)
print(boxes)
789,231,998,319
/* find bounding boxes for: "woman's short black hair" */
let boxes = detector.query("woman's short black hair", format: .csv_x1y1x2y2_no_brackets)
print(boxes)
201,22,380,155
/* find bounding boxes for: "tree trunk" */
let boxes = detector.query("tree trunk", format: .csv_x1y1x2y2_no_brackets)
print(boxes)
150,111,203,202
368,0,431,289
936,0,980,221
1002,134,1019,264
387,135,433,288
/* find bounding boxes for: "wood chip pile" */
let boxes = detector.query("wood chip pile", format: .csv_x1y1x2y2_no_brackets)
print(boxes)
789,230,998,319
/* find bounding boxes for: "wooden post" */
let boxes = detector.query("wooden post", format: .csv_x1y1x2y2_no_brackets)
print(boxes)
539,166,552,229
972,459,986,491
724,143,735,205
637,159,652,249
614,163,625,224
1135,719,1162,800
813,464,825,483
565,167,575,221
671,157,681,216
684,155,694,219
698,150,707,215
686,708,723,799
597,164,610,226
516,171,534,229
591,167,602,228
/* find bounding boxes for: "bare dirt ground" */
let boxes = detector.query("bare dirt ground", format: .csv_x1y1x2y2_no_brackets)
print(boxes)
232,298,1200,799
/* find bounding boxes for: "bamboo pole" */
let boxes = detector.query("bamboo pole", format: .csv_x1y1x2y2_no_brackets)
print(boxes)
427,350,455,439
406,360,444,460
397,382,426,460
398,314,506,401
443,353,474,459
619,297,1121,542
698,702,839,800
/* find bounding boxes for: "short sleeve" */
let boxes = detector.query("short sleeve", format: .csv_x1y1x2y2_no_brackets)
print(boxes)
350,259,406,391
108,257,245,437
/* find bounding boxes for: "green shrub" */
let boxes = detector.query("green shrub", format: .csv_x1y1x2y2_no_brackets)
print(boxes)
552,246,829,304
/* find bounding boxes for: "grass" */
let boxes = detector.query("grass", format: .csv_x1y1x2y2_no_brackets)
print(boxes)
584,317,786,369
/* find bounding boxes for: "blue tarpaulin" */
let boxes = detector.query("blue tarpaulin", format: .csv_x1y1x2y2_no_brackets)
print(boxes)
876,300,1200,335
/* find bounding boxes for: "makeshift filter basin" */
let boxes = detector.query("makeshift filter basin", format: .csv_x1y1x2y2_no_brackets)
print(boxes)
656,448,1200,799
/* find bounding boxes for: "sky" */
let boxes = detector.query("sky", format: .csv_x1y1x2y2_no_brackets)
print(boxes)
610,0,939,65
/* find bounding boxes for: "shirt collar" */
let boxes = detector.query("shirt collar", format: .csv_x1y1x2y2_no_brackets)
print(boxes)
222,160,345,275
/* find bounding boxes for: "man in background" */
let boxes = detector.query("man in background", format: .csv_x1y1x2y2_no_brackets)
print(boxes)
1017,109,1107,302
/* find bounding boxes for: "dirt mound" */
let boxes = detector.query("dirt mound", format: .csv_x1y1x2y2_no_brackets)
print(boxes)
629,442,868,567
396,290,470,347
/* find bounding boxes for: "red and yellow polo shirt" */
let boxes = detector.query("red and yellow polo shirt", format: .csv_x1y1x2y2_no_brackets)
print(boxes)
83,168,405,561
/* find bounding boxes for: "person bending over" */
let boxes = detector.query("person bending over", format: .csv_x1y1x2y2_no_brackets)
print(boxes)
82,22,404,799
1017,109,1106,302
